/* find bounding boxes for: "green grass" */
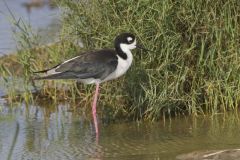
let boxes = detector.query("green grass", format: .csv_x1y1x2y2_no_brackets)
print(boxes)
1,0,240,121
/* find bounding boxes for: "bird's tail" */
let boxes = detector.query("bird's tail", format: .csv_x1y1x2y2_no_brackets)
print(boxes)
32,64,60,74
32,64,61,80
32,76,46,80
32,69,48,80
32,69,49,74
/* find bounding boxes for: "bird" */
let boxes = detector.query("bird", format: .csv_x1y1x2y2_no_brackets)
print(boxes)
33,32,151,135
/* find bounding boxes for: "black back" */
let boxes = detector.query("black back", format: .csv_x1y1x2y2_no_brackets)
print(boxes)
36,49,118,80
34,32,137,80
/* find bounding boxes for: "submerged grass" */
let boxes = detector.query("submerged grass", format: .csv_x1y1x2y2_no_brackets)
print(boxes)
1,0,240,121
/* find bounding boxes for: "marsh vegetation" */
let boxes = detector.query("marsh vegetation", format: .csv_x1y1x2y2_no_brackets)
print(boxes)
1,0,240,121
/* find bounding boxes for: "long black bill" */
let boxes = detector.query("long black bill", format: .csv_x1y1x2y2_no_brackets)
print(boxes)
136,45,155,52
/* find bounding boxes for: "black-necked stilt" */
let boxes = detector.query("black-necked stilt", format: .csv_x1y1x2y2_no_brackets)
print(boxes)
34,33,151,135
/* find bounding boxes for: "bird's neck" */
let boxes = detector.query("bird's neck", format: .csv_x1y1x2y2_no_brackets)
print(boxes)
115,44,132,60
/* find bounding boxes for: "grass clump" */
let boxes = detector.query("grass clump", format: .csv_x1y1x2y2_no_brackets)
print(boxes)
1,0,240,121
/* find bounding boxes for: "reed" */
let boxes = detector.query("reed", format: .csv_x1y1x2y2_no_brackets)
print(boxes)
1,0,240,121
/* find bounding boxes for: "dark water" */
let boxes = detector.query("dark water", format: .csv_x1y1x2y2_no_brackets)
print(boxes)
0,101,240,160
0,0,60,55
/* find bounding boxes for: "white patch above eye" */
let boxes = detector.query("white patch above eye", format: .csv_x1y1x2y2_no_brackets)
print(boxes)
127,37,133,42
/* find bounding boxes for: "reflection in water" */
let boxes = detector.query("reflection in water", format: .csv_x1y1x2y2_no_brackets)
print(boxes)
22,0,56,13
0,103,240,159
7,121,19,160
0,104,102,160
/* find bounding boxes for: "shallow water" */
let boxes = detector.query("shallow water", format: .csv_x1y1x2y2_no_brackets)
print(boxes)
0,0,60,55
0,101,240,160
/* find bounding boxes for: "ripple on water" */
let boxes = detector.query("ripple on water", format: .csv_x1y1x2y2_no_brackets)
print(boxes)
1,104,240,160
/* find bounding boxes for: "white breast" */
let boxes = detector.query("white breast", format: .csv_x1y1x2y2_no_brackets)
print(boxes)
81,41,135,84
103,44,133,82
79,53,133,84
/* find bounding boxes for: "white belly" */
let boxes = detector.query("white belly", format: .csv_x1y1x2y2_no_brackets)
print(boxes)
78,56,133,84
78,78,100,84
103,53,133,82
79,47,133,84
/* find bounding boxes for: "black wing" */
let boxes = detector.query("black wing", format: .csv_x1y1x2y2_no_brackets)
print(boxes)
34,49,118,80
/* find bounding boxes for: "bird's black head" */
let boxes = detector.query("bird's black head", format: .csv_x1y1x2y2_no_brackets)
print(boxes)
114,33,137,51
114,32,154,59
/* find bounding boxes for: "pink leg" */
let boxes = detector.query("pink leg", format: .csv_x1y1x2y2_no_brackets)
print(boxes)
92,83,100,136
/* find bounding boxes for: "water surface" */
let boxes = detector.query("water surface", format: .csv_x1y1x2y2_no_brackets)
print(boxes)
0,0,60,55
0,102,240,160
